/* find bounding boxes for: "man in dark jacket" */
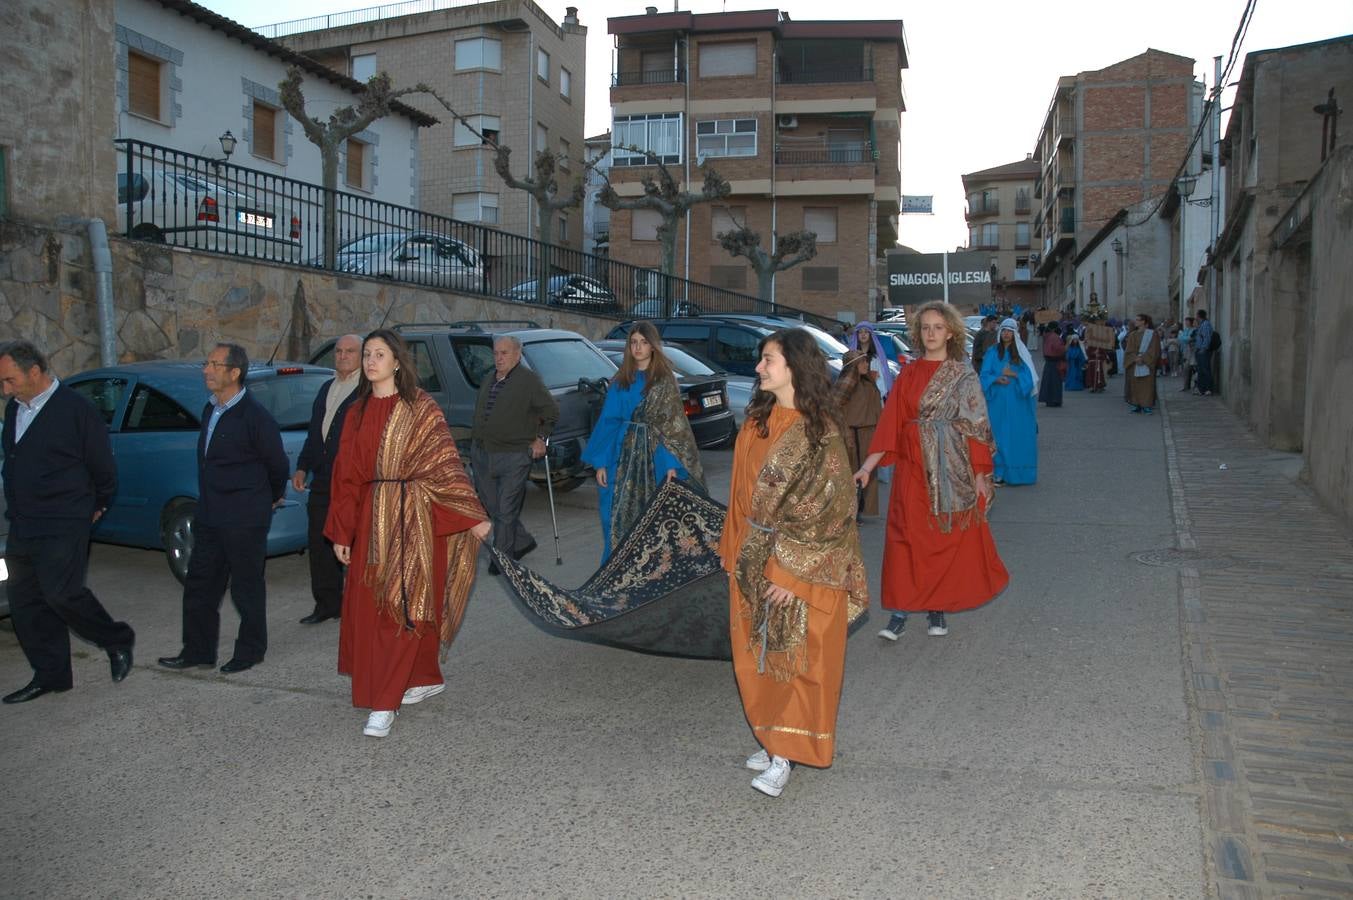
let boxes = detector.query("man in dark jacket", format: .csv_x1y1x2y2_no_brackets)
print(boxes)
1,340,135,703
291,333,360,624
158,343,289,674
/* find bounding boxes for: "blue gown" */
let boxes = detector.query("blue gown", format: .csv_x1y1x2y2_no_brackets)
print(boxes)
1064,344,1087,391
581,372,687,561
980,348,1039,485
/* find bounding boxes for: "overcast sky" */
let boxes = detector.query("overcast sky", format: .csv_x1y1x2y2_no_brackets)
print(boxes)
203,0,1350,252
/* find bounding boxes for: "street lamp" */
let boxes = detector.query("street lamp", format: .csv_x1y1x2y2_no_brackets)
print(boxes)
214,130,237,168
1111,238,1123,255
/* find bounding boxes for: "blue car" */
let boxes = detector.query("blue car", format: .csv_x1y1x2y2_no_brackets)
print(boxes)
65,360,334,583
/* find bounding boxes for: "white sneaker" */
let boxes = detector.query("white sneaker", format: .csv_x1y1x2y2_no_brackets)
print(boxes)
363,710,396,737
401,683,446,705
745,748,771,771
751,755,792,797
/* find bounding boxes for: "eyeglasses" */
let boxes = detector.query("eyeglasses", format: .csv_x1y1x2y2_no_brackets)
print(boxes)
202,360,229,369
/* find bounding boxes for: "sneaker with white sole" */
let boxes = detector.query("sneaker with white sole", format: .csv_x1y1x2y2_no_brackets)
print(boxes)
401,683,446,705
751,755,792,797
745,748,771,772
926,612,948,636
363,710,396,737
878,613,907,641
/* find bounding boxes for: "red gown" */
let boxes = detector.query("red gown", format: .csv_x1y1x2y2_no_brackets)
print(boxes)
868,359,1009,612
325,394,480,710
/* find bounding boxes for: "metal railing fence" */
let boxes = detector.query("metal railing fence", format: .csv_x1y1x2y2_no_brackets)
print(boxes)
776,64,875,84
255,0,482,38
611,68,687,87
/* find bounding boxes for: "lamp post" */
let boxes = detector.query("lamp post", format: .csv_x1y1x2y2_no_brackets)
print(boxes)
213,130,237,169
1177,173,1196,323
1111,237,1123,322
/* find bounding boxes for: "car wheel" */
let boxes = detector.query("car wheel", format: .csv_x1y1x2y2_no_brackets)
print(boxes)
161,500,196,585
130,223,165,243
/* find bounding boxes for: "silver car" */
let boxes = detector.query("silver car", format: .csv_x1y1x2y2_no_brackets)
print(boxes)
326,231,485,291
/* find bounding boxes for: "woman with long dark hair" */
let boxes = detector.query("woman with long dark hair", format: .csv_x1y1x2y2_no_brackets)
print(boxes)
582,321,703,562
325,329,490,738
719,329,868,798
980,318,1039,485
855,301,1009,642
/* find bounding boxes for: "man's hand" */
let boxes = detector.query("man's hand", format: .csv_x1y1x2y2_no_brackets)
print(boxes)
291,470,308,493
272,497,286,509
334,544,351,565
92,509,104,524
471,521,491,543
595,468,608,488
530,437,547,460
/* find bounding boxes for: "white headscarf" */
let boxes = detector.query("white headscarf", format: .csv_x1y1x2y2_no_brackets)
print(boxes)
998,317,1040,396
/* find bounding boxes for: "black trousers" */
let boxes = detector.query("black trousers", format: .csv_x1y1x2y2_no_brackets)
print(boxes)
181,523,269,664
305,492,344,618
6,532,135,690
470,445,534,557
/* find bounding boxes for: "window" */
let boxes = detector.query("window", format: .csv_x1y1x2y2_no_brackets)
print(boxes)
536,123,548,154
559,138,571,168
1015,222,1030,249
0,146,6,218
352,53,377,83
641,51,673,81
560,67,572,99
345,139,366,189
128,51,162,120
1015,188,1031,213
711,205,746,240
710,265,747,290
537,48,550,83
1089,271,1095,296
802,267,839,291
699,41,756,77
455,37,502,70
406,340,442,393
454,114,500,147
1101,260,1108,299
612,113,682,166
804,207,837,243
123,385,197,431
715,326,760,364
558,215,569,241
663,323,711,346
696,119,757,159
968,226,979,248
68,378,128,425
980,223,998,248
452,340,495,390
453,192,498,224
631,208,663,241
252,102,278,161
521,339,615,389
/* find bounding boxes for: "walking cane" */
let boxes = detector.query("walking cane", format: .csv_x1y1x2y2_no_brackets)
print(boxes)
542,437,562,565
851,425,865,524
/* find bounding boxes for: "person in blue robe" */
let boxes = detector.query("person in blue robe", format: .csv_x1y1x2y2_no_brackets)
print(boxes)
1064,334,1087,391
980,319,1039,485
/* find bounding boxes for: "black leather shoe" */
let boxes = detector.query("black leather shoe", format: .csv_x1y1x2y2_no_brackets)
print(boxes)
219,658,256,674
487,560,501,576
157,654,215,670
3,679,70,704
512,538,538,561
108,648,133,683
299,611,338,625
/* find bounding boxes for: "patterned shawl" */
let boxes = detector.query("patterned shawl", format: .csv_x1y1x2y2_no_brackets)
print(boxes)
610,374,705,550
734,418,868,682
365,391,487,649
917,360,996,533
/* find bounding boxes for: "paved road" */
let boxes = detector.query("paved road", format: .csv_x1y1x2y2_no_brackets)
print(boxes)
5,377,1303,899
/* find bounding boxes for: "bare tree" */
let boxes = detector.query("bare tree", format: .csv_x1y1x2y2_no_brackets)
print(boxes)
716,209,818,304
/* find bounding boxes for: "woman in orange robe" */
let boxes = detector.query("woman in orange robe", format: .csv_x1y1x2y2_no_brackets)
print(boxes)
855,302,1008,641
326,329,490,738
720,329,868,798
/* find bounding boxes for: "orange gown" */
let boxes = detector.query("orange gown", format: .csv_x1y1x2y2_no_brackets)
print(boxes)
869,358,1009,612
719,406,848,768
325,394,481,710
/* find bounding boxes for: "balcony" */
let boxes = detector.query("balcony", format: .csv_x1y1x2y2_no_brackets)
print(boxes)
965,198,999,220
775,141,874,166
1059,207,1074,234
612,67,686,87
776,63,875,84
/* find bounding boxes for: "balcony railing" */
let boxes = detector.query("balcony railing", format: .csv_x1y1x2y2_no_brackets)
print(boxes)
774,141,874,165
612,68,686,87
254,0,480,38
776,64,874,84
1059,207,1075,234
966,199,999,218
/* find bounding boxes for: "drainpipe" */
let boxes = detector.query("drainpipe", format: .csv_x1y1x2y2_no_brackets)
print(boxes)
683,35,690,284
87,218,117,366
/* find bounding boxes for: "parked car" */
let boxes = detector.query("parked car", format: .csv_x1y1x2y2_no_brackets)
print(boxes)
63,360,333,583
503,274,622,314
606,317,775,377
317,231,485,291
118,168,303,261
594,340,737,448
675,345,757,427
699,314,909,379
311,323,616,490
630,299,704,318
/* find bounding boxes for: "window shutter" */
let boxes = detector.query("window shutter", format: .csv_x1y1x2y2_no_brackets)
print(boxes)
253,103,276,160
711,205,745,240
699,41,756,77
128,52,161,120
631,209,663,241
803,207,837,243
346,140,365,188
709,266,747,290
802,267,839,291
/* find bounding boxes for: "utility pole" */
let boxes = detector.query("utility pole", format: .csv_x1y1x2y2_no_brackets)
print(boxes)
1208,55,1222,317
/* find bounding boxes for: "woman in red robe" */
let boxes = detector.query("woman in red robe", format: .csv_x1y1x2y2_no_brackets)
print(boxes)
855,302,1009,640
326,329,490,738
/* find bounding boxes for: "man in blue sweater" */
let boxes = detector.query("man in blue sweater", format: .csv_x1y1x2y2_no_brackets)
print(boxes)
1,340,135,704
158,343,289,674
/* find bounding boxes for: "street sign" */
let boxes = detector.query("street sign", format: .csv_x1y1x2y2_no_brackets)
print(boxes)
885,250,991,307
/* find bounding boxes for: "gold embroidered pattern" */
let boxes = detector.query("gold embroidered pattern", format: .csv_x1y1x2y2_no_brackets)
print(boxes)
916,360,996,533
753,724,834,740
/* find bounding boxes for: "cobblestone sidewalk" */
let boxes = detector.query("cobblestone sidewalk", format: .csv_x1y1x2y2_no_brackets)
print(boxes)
1161,391,1353,899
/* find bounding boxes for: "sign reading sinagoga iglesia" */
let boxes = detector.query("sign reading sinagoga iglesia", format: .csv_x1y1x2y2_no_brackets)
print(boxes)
885,250,992,306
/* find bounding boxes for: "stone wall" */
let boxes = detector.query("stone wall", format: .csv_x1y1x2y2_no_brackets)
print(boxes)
0,220,619,377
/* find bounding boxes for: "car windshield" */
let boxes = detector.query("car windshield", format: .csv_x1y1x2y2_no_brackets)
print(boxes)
522,339,616,389
662,345,717,376
245,372,334,429
337,234,405,254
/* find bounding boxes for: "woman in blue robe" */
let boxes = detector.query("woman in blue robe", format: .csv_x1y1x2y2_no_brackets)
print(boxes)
980,319,1039,485
582,322,704,561
1064,333,1087,391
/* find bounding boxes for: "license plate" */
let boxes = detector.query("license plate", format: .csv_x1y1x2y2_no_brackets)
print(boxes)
237,209,274,229
701,394,722,409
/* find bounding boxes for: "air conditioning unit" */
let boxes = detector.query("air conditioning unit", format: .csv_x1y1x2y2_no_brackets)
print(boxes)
777,114,798,129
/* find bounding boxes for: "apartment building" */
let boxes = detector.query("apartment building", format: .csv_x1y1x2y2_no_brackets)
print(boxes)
1032,49,1201,312
960,157,1041,310
604,8,907,322
272,0,586,248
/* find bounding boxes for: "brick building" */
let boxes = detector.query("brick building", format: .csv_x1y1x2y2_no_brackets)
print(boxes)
1032,49,1201,312
603,8,907,322
271,0,587,248
960,157,1042,310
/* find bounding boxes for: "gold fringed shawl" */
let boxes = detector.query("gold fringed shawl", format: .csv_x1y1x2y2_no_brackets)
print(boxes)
734,418,868,682
611,373,705,548
916,360,996,533
365,391,487,648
